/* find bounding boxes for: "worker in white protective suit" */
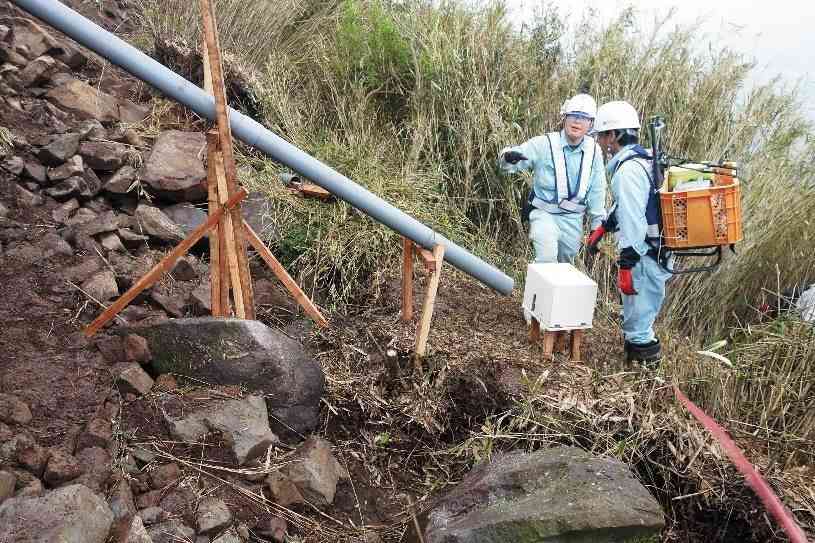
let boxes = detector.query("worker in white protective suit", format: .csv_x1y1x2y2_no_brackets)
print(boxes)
498,93,607,264
589,100,672,366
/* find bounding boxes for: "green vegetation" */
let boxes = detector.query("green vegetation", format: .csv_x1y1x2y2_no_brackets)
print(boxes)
134,0,815,539
135,0,814,314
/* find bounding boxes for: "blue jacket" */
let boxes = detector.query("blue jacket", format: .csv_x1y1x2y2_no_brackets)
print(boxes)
607,144,659,256
500,131,607,229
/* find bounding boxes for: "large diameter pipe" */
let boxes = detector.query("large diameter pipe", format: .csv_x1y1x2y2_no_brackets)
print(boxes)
12,0,515,295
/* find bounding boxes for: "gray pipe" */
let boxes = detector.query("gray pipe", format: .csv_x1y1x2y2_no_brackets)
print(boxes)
11,0,514,295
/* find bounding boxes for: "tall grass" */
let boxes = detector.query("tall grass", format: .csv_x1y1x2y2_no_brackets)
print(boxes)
135,0,815,430
134,0,815,309
675,319,815,467
129,0,815,537
132,0,336,66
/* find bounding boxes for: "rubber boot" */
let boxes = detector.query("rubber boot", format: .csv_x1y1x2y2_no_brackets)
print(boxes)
625,339,662,369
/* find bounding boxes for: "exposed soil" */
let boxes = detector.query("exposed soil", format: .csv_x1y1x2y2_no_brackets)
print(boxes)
0,113,111,451
1,1,811,542
0,213,108,448
0,0,142,450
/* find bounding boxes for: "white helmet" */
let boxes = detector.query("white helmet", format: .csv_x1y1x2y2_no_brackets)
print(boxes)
560,93,597,119
594,101,641,132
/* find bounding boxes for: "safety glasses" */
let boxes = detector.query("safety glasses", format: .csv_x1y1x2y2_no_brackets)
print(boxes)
565,113,593,125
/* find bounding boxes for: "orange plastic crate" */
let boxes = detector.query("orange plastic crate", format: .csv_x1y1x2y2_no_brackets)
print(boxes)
659,179,742,249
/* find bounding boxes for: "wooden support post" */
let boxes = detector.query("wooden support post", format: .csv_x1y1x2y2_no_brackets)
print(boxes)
555,331,570,354
414,244,445,367
200,0,255,319
243,220,329,328
401,237,414,322
217,212,232,316
84,190,248,337
207,130,246,318
542,331,556,360
206,131,224,316
417,247,437,273
529,317,540,343
203,35,226,317
570,329,584,362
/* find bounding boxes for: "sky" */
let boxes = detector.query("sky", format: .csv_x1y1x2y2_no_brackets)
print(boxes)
505,0,815,118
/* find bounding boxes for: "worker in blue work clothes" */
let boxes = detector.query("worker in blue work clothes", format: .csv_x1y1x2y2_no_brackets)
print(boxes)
498,93,607,264
589,100,672,366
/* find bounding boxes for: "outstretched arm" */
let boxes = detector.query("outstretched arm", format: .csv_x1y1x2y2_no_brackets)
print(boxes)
498,136,548,174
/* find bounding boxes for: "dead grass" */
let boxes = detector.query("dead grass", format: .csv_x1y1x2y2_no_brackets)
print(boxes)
310,272,815,539
125,0,815,539
0,125,13,154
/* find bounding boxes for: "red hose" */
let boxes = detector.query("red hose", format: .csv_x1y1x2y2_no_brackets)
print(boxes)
673,385,808,543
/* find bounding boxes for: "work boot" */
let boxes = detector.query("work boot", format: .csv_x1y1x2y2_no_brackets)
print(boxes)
625,339,662,368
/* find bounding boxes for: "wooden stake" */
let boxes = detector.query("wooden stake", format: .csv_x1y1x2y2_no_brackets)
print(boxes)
84,189,248,337
542,331,556,360
401,237,414,322
203,41,225,316
555,331,570,354
206,131,224,316
417,247,437,273
414,244,445,363
570,329,584,362
200,0,255,319
529,317,540,343
207,130,246,318
243,220,329,328
202,46,231,316
218,222,231,316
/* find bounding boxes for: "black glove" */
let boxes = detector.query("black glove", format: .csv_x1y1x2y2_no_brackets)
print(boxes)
617,246,640,270
602,211,619,233
503,150,528,164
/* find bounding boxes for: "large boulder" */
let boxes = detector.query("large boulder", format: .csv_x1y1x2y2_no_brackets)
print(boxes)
139,131,207,202
123,318,324,433
0,484,114,543
416,446,664,543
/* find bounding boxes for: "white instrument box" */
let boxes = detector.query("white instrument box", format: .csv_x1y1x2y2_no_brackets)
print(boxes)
522,263,597,330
